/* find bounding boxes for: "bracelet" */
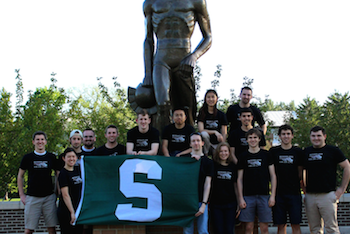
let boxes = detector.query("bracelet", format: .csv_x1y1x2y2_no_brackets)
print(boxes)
202,201,207,205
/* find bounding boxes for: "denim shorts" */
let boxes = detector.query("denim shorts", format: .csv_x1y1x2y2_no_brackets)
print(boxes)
239,195,272,223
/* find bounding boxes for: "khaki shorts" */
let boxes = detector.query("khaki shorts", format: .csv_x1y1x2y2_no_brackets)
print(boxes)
24,193,58,230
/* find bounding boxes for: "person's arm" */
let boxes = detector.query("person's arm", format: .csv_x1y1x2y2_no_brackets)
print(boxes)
126,142,137,155
220,125,227,142
230,147,238,165
176,148,192,157
237,169,246,209
298,166,306,194
181,0,212,68
233,182,241,217
162,139,170,157
301,168,307,194
139,143,159,156
55,170,61,196
61,186,76,224
195,176,211,217
142,0,154,86
198,121,222,140
335,159,350,200
260,124,267,135
17,169,26,205
268,164,277,207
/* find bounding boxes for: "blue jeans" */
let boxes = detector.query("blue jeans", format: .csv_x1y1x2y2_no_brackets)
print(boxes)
210,202,236,234
183,202,209,234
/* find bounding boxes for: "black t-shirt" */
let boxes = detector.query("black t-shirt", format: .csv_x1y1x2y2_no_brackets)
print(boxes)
95,144,126,156
270,146,304,195
181,154,214,202
58,167,83,212
162,124,195,154
303,145,346,193
226,104,265,133
198,155,214,202
19,151,59,197
127,126,160,152
228,127,266,157
210,162,237,205
197,109,228,144
237,149,273,196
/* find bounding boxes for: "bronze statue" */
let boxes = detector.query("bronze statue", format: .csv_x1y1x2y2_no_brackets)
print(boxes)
128,0,212,132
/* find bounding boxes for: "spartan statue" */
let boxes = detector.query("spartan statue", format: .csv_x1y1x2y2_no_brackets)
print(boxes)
128,0,212,132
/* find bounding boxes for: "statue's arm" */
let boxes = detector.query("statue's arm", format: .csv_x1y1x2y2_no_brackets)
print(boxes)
143,0,155,86
181,0,212,68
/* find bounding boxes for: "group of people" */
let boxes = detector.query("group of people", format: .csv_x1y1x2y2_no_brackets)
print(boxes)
17,86,350,234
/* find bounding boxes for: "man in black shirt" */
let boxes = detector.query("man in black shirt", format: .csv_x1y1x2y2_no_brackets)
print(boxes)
182,132,213,234
95,125,126,156
228,108,266,164
303,126,350,234
58,129,84,169
162,108,195,157
237,128,276,234
226,86,266,135
127,109,159,155
69,129,83,156
17,131,59,234
270,125,303,234
82,128,97,156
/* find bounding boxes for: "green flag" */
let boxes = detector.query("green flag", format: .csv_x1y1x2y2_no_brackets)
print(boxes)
75,155,200,227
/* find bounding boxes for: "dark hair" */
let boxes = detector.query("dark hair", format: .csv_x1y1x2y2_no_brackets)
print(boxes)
83,128,95,136
213,142,233,164
310,125,326,135
245,128,262,139
172,107,187,117
239,107,254,115
105,124,118,134
190,132,204,141
198,89,218,118
278,124,294,135
136,109,150,118
240,86,252,94
32,131,47,140
62,147,76,158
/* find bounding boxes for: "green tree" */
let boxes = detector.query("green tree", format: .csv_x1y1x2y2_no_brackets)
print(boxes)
0,89,16,198
20,83,68,154
321,92,350,151
211,64,222,90
66,78,135,147
289,97,322,148
194,62,202,98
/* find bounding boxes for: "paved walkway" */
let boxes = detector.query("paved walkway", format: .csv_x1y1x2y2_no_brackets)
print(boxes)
32,226,350,234
268,225,350,234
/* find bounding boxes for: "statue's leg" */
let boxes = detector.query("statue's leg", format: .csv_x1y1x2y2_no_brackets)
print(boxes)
172,65,196,126
152,64,172,132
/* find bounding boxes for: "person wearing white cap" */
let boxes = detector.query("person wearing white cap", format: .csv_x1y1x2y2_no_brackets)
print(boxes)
69,129,83,156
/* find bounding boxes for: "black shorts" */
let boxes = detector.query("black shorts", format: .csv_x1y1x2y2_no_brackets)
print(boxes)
273,194,302,225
